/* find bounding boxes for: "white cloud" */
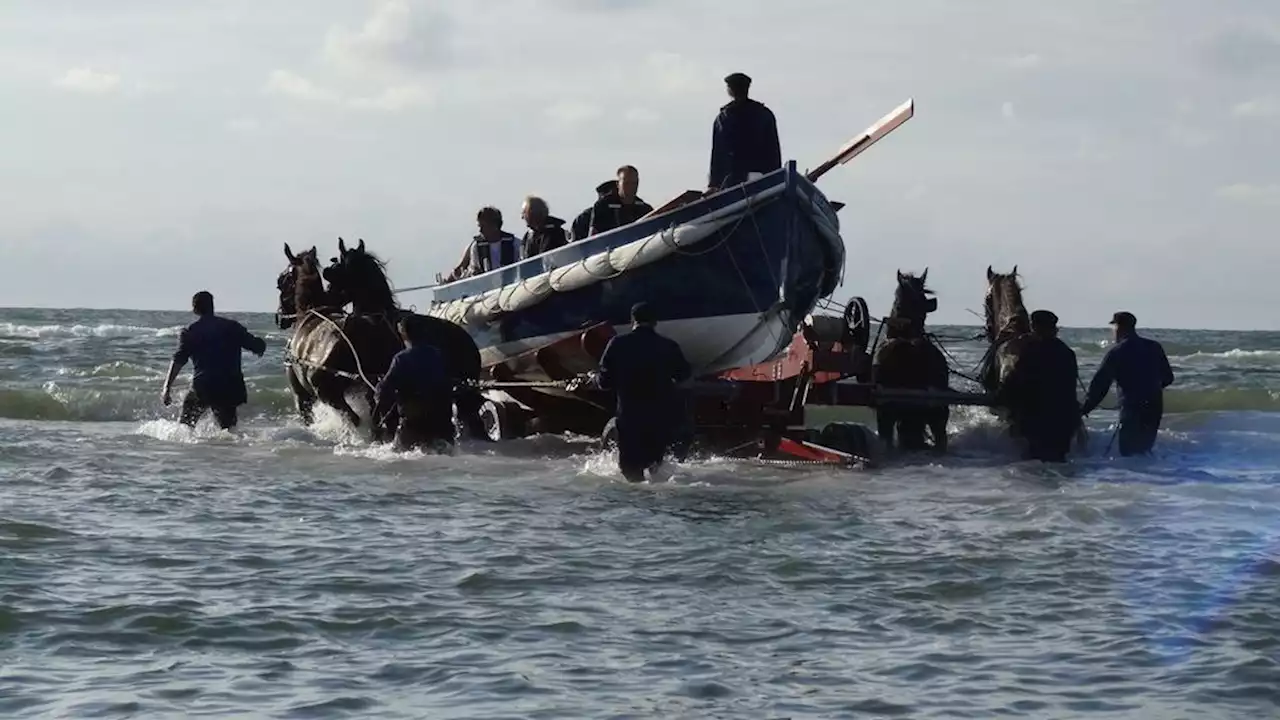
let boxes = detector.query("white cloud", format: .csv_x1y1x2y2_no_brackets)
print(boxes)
323,0,450,76
227,118,261,133
1232,96,1280,118
625,107,662,124
544,100,604,128
644,51,707,94
1216,183,1280,205
1005,53,1043,69
1000,101,1016,121
264,69,338,103
54,67,121,94
348,84,432,111
1166,123,1213,148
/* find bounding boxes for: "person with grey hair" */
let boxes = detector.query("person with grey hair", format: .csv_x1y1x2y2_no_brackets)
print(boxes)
520,194,568,259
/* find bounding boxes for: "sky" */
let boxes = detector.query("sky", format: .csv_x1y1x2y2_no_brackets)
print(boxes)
1,0,1278,330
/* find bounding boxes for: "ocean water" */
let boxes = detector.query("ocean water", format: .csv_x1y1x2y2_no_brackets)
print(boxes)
2,307,1280,719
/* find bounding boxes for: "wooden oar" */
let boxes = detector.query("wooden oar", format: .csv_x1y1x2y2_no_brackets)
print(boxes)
805,98,914,183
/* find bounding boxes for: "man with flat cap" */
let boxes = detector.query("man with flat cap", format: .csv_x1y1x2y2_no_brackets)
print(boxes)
570,180,617,242
996,309,1081,462
594,302,692,482
708,72,782,193
1080,311,1175,456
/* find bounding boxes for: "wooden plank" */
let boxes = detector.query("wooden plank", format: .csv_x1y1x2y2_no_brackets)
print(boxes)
639,189,704,221
805,98,915,183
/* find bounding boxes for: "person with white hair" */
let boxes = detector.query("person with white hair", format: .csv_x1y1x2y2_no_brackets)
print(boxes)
520,195,568,259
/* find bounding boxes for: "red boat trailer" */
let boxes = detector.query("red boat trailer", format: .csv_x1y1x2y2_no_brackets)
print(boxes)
475,296,996,468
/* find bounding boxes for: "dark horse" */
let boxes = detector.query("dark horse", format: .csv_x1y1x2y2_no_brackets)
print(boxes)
980,265,1030,408
276,242,401,438
871,269,950,454
321,238,488,440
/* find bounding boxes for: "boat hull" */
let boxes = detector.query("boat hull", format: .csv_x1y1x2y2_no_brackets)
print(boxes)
425,162,845,381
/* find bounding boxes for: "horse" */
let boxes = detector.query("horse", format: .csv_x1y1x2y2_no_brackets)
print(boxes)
981,265,1089,456
871,269,951,454
321,238,488,440
275,242,402,439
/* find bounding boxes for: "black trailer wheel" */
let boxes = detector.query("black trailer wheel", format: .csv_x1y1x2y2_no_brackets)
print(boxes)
479,399,529,442
842,296,872,351
598,417,619,451
818,421,881,463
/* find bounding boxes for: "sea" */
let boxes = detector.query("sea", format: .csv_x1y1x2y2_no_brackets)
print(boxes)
2,307,1279,719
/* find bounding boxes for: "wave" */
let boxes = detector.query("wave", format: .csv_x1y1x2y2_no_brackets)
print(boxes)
0,384,298,422
0,322,182,340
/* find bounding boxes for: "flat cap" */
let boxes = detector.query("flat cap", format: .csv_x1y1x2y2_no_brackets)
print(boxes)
1109,311,1136,328
1031,309,1058,327
724,72,752,86
595,179,617,195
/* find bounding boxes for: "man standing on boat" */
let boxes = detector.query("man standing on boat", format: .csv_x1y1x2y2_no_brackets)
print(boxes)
1080,311,1175,456
995,309,1081,463
520,195,568,259
708,72,782,193
570,180,617,241
595,302,692,482
444,206,521,282
161,290,267,431
588,166,654,236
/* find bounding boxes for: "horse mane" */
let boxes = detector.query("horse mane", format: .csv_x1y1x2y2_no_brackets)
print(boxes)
342,247,400,313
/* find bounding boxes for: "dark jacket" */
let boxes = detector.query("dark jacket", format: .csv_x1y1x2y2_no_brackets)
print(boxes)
373,344,449,424
709,98,782,189
597,325,691,424
522,216,569,258
996,334,1080,431
173,315,266,406
569,207,593,242
1081,334,1174,418
588,194,655,236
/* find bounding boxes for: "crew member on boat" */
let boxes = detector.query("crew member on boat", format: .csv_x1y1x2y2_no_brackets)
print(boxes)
588,166,654,236
995,309,1080,463
1080,311,1175,456
520,195,568,259
595,302,692,482
373,315,455,452
161,290,267,431
445,206,521,282
570,180,617,241
708,72,782,192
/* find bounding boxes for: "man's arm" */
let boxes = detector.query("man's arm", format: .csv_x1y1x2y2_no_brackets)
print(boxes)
670,340,692,384
161,329,191,405
1080,348,1117,415
444,245,472,283
238,322,267,356
595,337,619,391
708,114,728,189
764,108,782,169
371,354,404,423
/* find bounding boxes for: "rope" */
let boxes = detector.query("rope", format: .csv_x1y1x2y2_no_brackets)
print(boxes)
301,309,379,393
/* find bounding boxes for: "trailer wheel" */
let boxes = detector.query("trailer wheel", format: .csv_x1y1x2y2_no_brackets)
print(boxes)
842,297,872,351
480,399,528,441
819,421,881,463
598,417,619,451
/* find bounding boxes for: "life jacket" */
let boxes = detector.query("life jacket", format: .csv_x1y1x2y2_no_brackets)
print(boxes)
469,232,519,274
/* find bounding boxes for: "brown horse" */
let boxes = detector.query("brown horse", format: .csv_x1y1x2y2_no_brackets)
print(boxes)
871,269,950,454
980,265,1030,403
275,242,400,439
321,238,488,440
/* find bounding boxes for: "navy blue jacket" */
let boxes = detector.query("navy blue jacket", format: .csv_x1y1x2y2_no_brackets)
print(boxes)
1081,334,1174,418
522,217,569,258
173,315,266,406
996,335,1080,430
597,326,691,422
373,344,448,422
709,98,782,188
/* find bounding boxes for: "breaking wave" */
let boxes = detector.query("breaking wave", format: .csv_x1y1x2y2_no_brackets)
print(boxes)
0,384,297,422
0,322,183,340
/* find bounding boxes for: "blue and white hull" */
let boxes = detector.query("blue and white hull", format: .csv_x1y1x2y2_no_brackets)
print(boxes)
423,161,845,378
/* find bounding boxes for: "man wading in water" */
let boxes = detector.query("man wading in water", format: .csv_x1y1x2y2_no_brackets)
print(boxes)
161,291,267,430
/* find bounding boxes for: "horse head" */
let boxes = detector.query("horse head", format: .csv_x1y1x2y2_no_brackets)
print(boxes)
984,265,1028,342
888,268,937,338
325,237,397,315
277,243,319,329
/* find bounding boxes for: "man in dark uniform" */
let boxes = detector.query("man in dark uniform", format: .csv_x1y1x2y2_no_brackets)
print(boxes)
588,165,654,236
570,180,616,241
708,72,782,192
445,206,521,281
596,302,692,482
995,309,1081,462
520,195,568,258
372,315,455,452
1081,311,1175,456
161,290,267,430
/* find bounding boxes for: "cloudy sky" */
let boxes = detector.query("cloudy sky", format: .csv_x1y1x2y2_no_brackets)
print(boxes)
2,0,1278,329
